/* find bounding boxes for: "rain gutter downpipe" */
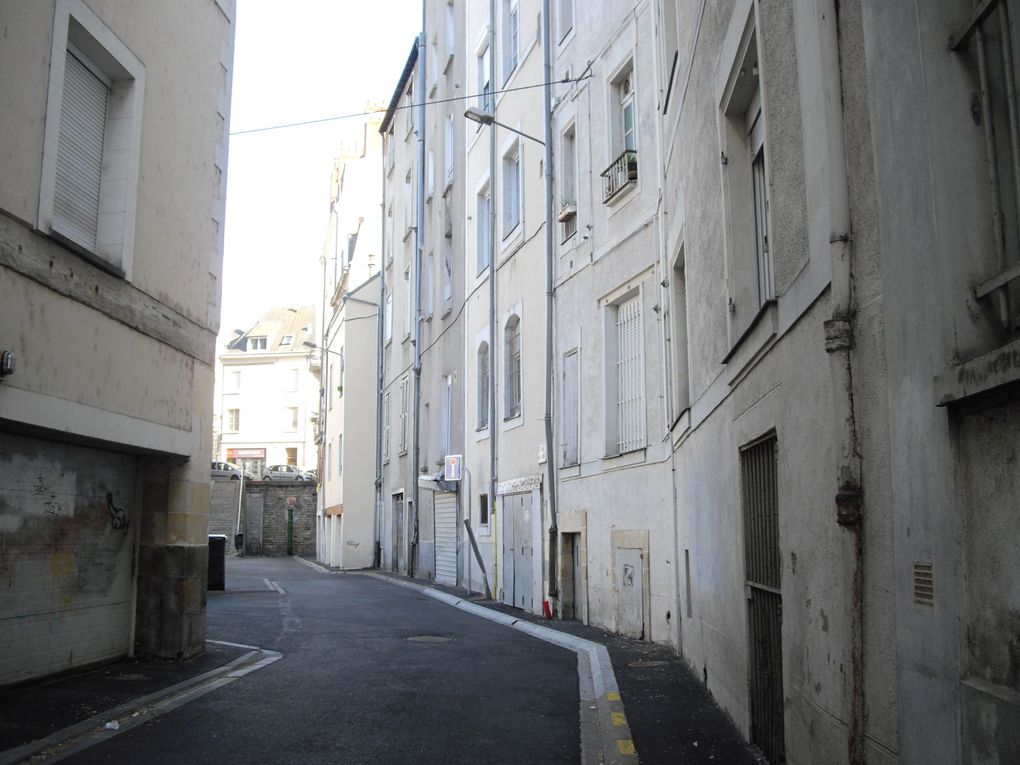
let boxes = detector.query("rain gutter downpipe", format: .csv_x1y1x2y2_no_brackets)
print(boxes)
487,0,498,595
410,18,427,579
541,0,559,601
818,3,865,763
374,144,387,569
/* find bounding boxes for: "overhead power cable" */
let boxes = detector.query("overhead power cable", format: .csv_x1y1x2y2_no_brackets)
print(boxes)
229,73,592,136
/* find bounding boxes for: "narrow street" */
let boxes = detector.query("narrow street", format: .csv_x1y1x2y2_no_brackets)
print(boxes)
67,558,579,765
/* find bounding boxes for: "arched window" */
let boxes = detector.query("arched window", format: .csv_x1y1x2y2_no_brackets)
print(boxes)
504,315,521,418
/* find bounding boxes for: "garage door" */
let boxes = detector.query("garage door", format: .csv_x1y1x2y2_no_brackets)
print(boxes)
434,492,458,586
0,432,137,685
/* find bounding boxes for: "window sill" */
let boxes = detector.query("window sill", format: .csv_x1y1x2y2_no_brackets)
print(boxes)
475,426,490,442
934,336,1020,406
602,448,646,470
559,463,580,479
501,414,524,432
723,299,778,388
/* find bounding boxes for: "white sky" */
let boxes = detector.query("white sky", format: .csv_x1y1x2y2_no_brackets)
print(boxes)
219,0,421,343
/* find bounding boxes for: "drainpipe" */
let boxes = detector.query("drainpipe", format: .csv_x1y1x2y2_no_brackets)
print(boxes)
541,0,559,600
818,3,865,763
374,140,387,569
487,0,499,596
410,15,427,579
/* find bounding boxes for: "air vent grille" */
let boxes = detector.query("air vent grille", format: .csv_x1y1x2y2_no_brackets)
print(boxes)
913,561,934,605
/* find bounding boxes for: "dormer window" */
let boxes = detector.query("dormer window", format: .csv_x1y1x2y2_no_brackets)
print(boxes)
281,335,294,346
248,336,267,351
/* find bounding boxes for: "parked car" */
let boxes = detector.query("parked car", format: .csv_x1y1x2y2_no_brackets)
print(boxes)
261,464,314,481
211,461,253,480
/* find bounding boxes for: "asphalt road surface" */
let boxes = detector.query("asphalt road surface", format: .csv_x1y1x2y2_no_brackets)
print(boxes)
71,557,580,764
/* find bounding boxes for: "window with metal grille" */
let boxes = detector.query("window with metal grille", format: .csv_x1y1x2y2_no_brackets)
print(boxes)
504,315,522,419
913,561,934,605
478,341,490,430
615,295,645,454
740,433,785,764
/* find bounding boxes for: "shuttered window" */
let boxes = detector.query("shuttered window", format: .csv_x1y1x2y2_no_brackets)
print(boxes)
54,48,109,253
562,349,579,465
478,342,490,430
616,295,644,454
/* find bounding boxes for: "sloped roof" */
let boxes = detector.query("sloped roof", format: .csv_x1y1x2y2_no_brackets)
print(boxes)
224,305,317,354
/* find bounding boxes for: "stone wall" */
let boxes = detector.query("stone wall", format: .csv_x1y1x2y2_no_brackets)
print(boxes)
238,483,316,558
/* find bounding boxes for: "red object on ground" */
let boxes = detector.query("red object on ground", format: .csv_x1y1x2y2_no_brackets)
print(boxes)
542,600,553,620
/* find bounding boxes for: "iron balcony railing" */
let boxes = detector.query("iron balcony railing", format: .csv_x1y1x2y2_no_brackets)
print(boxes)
601,150,638,203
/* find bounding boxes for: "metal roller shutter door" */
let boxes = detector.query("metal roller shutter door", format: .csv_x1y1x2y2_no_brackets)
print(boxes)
433,492,457,586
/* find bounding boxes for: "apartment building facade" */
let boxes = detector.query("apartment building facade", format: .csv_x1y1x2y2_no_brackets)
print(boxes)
217,306,319,478
316,116,383,570
0,0,235,683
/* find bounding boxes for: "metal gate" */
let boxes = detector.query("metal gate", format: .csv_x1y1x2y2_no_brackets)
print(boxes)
393,492,404,573
741,434,785,763
434,492,458,586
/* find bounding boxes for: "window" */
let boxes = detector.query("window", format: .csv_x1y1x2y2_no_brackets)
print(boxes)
40,2,145,277
479,493,489,526
442,241,454,314
423,254,434,319
280,335,294,346
422,402,430,468
427,149,435,201
429,40,438,96
386,128,395,172
248,336,267,351
560,125,577,242
477,184,491,273
502,141,521,238
288,369,299,390
445,2,456,65
444,115,455,187
226,369,241,393
477,43,493,115
383,391,391,462
562,349,579,465
501,0,519,85
338,348,345,396
605,293,644,455
602,62,637,203
669,246,691,418
227,408,240,432
403,266,412,340
404,171,414,235
558,0,574,43
441,374,452,458
287,407,298,432
384,288,393,344
477,341,490,430
286,447,297,466
398,377,409,453
404,84,414,139
504,315,521,419
327,442,333,479
338,434,343,476
329,362,334,409
719,16,773,337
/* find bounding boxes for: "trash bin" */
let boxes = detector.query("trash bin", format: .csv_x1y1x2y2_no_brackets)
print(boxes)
208,534,227,591
234,532,244,553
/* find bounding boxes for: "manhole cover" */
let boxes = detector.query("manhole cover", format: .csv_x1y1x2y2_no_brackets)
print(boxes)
406,635,452,643
628,660,668,668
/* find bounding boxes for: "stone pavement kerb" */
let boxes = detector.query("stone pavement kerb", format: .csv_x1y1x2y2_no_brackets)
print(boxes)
295,558,640,765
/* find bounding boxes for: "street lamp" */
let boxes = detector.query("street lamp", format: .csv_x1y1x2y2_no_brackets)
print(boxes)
464,107,545,146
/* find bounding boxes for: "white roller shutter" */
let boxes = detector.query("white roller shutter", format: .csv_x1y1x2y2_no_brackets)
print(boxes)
53,48,109,252
434,492,458,586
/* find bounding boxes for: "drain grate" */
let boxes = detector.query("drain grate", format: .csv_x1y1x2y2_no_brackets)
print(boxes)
406,635,453,643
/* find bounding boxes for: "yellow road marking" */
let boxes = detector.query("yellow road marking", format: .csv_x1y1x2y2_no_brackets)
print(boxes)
607,691,621,701
617,739,636,755
612,712,627,726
